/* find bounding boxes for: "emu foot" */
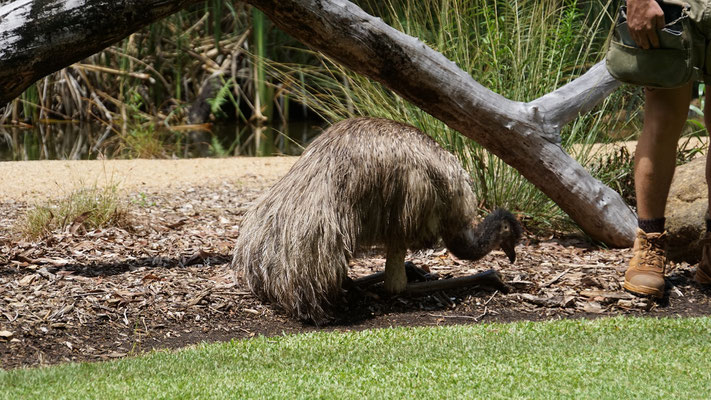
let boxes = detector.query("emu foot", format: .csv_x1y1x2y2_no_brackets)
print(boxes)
352,262,438,289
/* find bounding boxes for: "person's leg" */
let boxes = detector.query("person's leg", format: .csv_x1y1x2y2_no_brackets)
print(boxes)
695,85,711,284
625,83,692,297
635,84,693,220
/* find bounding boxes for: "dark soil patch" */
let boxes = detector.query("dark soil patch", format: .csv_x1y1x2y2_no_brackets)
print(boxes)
2,183,711,370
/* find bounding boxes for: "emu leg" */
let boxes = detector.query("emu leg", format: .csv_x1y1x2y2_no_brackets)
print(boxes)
383,247,407,294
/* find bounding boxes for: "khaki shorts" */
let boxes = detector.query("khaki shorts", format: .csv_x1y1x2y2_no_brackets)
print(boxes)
606,0,711,87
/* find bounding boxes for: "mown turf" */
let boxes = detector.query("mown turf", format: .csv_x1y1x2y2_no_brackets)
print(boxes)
2,316,710,399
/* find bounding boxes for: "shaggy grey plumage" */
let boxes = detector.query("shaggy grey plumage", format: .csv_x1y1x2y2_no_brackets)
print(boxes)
231,117,521,324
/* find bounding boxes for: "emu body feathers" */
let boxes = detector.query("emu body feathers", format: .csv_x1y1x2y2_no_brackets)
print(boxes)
232,118,520,324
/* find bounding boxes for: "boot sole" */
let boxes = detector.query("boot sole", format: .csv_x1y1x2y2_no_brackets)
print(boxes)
695,266,711,285
623,281,664,298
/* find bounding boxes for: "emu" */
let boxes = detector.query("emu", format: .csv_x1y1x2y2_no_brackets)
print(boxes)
231,117,522,324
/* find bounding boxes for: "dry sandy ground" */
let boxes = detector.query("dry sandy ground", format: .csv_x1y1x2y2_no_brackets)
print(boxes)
2,135,707,202
0,157,298,202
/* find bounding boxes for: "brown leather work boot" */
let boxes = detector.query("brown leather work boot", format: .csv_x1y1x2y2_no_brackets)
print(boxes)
695,232,711,285
623,229,667,298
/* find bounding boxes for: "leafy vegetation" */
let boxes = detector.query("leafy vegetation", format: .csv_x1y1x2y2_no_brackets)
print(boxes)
2,317,710,398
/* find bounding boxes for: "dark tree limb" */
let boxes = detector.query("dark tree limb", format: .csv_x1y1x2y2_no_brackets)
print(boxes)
404,270,509,295
351,272,387,288
352,268,509,295
352,261,438,288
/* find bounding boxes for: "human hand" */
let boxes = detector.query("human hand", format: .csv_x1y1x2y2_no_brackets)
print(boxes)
626,0,665,49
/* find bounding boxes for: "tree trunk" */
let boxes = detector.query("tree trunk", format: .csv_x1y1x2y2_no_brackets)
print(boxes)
0,0,203,103
0,0,637,246
243,0,636,247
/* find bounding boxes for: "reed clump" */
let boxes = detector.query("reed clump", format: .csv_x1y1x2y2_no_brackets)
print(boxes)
19,185,129,239
0,2,311,145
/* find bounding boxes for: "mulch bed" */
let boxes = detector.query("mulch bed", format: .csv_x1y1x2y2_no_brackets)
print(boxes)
2,182,711,370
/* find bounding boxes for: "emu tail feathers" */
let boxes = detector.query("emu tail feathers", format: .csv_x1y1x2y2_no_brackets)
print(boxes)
231,203,351,325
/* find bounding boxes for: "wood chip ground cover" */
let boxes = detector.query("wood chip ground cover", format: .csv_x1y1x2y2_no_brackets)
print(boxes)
2,172,711,369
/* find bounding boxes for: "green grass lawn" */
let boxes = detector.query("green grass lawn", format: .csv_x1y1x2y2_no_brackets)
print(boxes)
2,316,710,399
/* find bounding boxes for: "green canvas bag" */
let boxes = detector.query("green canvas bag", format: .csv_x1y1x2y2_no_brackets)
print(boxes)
606,0,701,88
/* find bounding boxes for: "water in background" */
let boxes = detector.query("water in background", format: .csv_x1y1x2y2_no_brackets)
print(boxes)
0,120,323,161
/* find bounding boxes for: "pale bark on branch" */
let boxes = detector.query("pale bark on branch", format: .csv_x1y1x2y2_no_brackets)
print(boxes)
0,0,636,246
0,0,203,103
244,0,636,247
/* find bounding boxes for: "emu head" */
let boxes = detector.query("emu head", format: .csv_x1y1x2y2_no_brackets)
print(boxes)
444,208,522,263
481,209,523,263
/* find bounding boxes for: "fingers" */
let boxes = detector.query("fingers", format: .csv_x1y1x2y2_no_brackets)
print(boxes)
631,30,652,50
626,0,666,49
631,20,663,49
647,14,665,48
656,14,666,29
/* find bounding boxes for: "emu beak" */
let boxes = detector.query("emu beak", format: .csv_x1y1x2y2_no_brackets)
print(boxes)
502,242,516,263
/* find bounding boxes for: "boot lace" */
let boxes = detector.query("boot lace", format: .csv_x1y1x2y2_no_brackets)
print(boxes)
639,237,665,267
